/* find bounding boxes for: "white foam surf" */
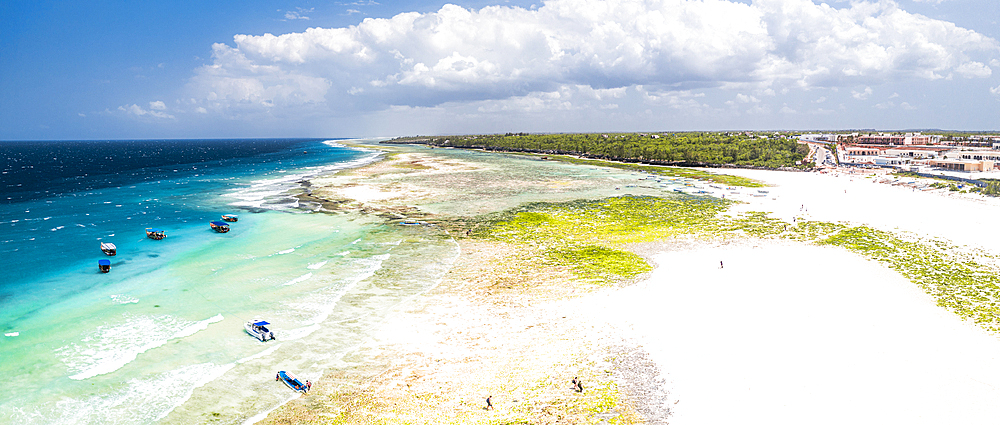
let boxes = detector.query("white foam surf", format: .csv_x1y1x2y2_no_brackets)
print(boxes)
109,294,139,304
10,362,235,425
59,313,224,380
306,260,328,270
223,151,380,211
283,273,313,286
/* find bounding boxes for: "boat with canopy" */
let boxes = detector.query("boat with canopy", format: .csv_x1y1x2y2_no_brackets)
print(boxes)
245,319,275,341
210,221,230,233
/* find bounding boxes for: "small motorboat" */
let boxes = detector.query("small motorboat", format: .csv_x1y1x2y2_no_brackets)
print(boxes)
245,319,275,341
100,242,117,256
98,259,111,273
221,214,238,222
275,370,309,393
146,228,166,240
210,221,230,233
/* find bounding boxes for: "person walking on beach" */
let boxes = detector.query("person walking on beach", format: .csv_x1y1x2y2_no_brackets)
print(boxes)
720,260,724,269
486,395,494,410
306,380,312,392
572,377,583,392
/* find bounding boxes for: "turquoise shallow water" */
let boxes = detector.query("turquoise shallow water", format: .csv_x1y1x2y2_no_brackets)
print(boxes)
0,138,707,424
0,139,462,424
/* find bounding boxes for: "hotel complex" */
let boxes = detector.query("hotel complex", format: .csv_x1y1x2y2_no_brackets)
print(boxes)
800,133,1000,175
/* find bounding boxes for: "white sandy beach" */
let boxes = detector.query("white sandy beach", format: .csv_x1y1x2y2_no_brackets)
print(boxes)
574,169,1000,424
720,169,1000,252
262,151,1000,425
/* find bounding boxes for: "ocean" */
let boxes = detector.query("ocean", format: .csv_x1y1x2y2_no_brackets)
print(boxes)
0,139,460,424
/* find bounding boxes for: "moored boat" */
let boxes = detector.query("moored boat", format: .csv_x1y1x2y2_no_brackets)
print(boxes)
275,370,309,393
98,259,111,273
245,319,275,341
221,214,238,222
146,228,166,240
210,221,230,233
100,242,117,256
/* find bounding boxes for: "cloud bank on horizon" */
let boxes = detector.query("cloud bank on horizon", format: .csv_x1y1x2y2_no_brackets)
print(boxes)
118,0,1000,135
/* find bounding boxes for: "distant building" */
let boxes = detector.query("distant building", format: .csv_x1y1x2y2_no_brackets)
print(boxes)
799,133,837,142
843,146,884,157
956,151,1000,163
928,159,995,172
884,146,951,159
873,156,909,167
855,133,941,145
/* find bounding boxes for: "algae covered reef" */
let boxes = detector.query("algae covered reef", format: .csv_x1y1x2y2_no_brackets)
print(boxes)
470,195,1000,333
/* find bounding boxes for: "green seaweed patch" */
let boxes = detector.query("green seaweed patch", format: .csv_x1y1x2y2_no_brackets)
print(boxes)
473,196,729,283
473,193,1000,335
819,226,1000,332
550,246,652,281
392,161,433,170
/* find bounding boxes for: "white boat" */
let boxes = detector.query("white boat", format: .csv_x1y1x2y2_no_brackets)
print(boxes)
100,242,116,256
245,319,275,341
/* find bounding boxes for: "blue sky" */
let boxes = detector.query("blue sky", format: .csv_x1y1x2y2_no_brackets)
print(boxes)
2,0,999,140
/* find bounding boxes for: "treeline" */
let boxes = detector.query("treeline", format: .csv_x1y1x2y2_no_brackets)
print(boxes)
389,132,810,169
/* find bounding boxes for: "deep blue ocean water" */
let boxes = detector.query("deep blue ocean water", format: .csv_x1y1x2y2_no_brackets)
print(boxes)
0,139,464,424
1,139,367,324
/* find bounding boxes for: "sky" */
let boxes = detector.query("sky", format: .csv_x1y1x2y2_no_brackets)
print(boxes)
2,0,999,140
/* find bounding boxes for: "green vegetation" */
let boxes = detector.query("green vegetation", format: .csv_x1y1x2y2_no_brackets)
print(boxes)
978,179,1000,197
473,196,728,283
393,132,810,169
473,195,1000,333
528,153,765,187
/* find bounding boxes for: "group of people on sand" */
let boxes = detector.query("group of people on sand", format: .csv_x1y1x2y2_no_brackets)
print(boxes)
485,377,583,411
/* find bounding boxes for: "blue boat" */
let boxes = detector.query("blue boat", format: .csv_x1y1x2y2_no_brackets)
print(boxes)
98,259,111,273
210,221,230,233
276,370,309,393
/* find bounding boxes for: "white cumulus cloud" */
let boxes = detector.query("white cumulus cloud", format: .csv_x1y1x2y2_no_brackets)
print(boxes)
182,0,999,118
852,86,873,100
118,103,175,119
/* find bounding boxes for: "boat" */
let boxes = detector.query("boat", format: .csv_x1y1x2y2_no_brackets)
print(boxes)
275,370,309,393
100,242,116,256
245,319,275,341
146,228,166,240
210,221,230,233
221,214,238,222
98,259,111,273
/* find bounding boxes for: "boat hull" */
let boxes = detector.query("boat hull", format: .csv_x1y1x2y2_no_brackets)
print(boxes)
276,371,308,393
98,259,111,273
245,321,274,341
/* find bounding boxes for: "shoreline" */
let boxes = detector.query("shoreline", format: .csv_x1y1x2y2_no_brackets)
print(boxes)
258,142,1000,424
